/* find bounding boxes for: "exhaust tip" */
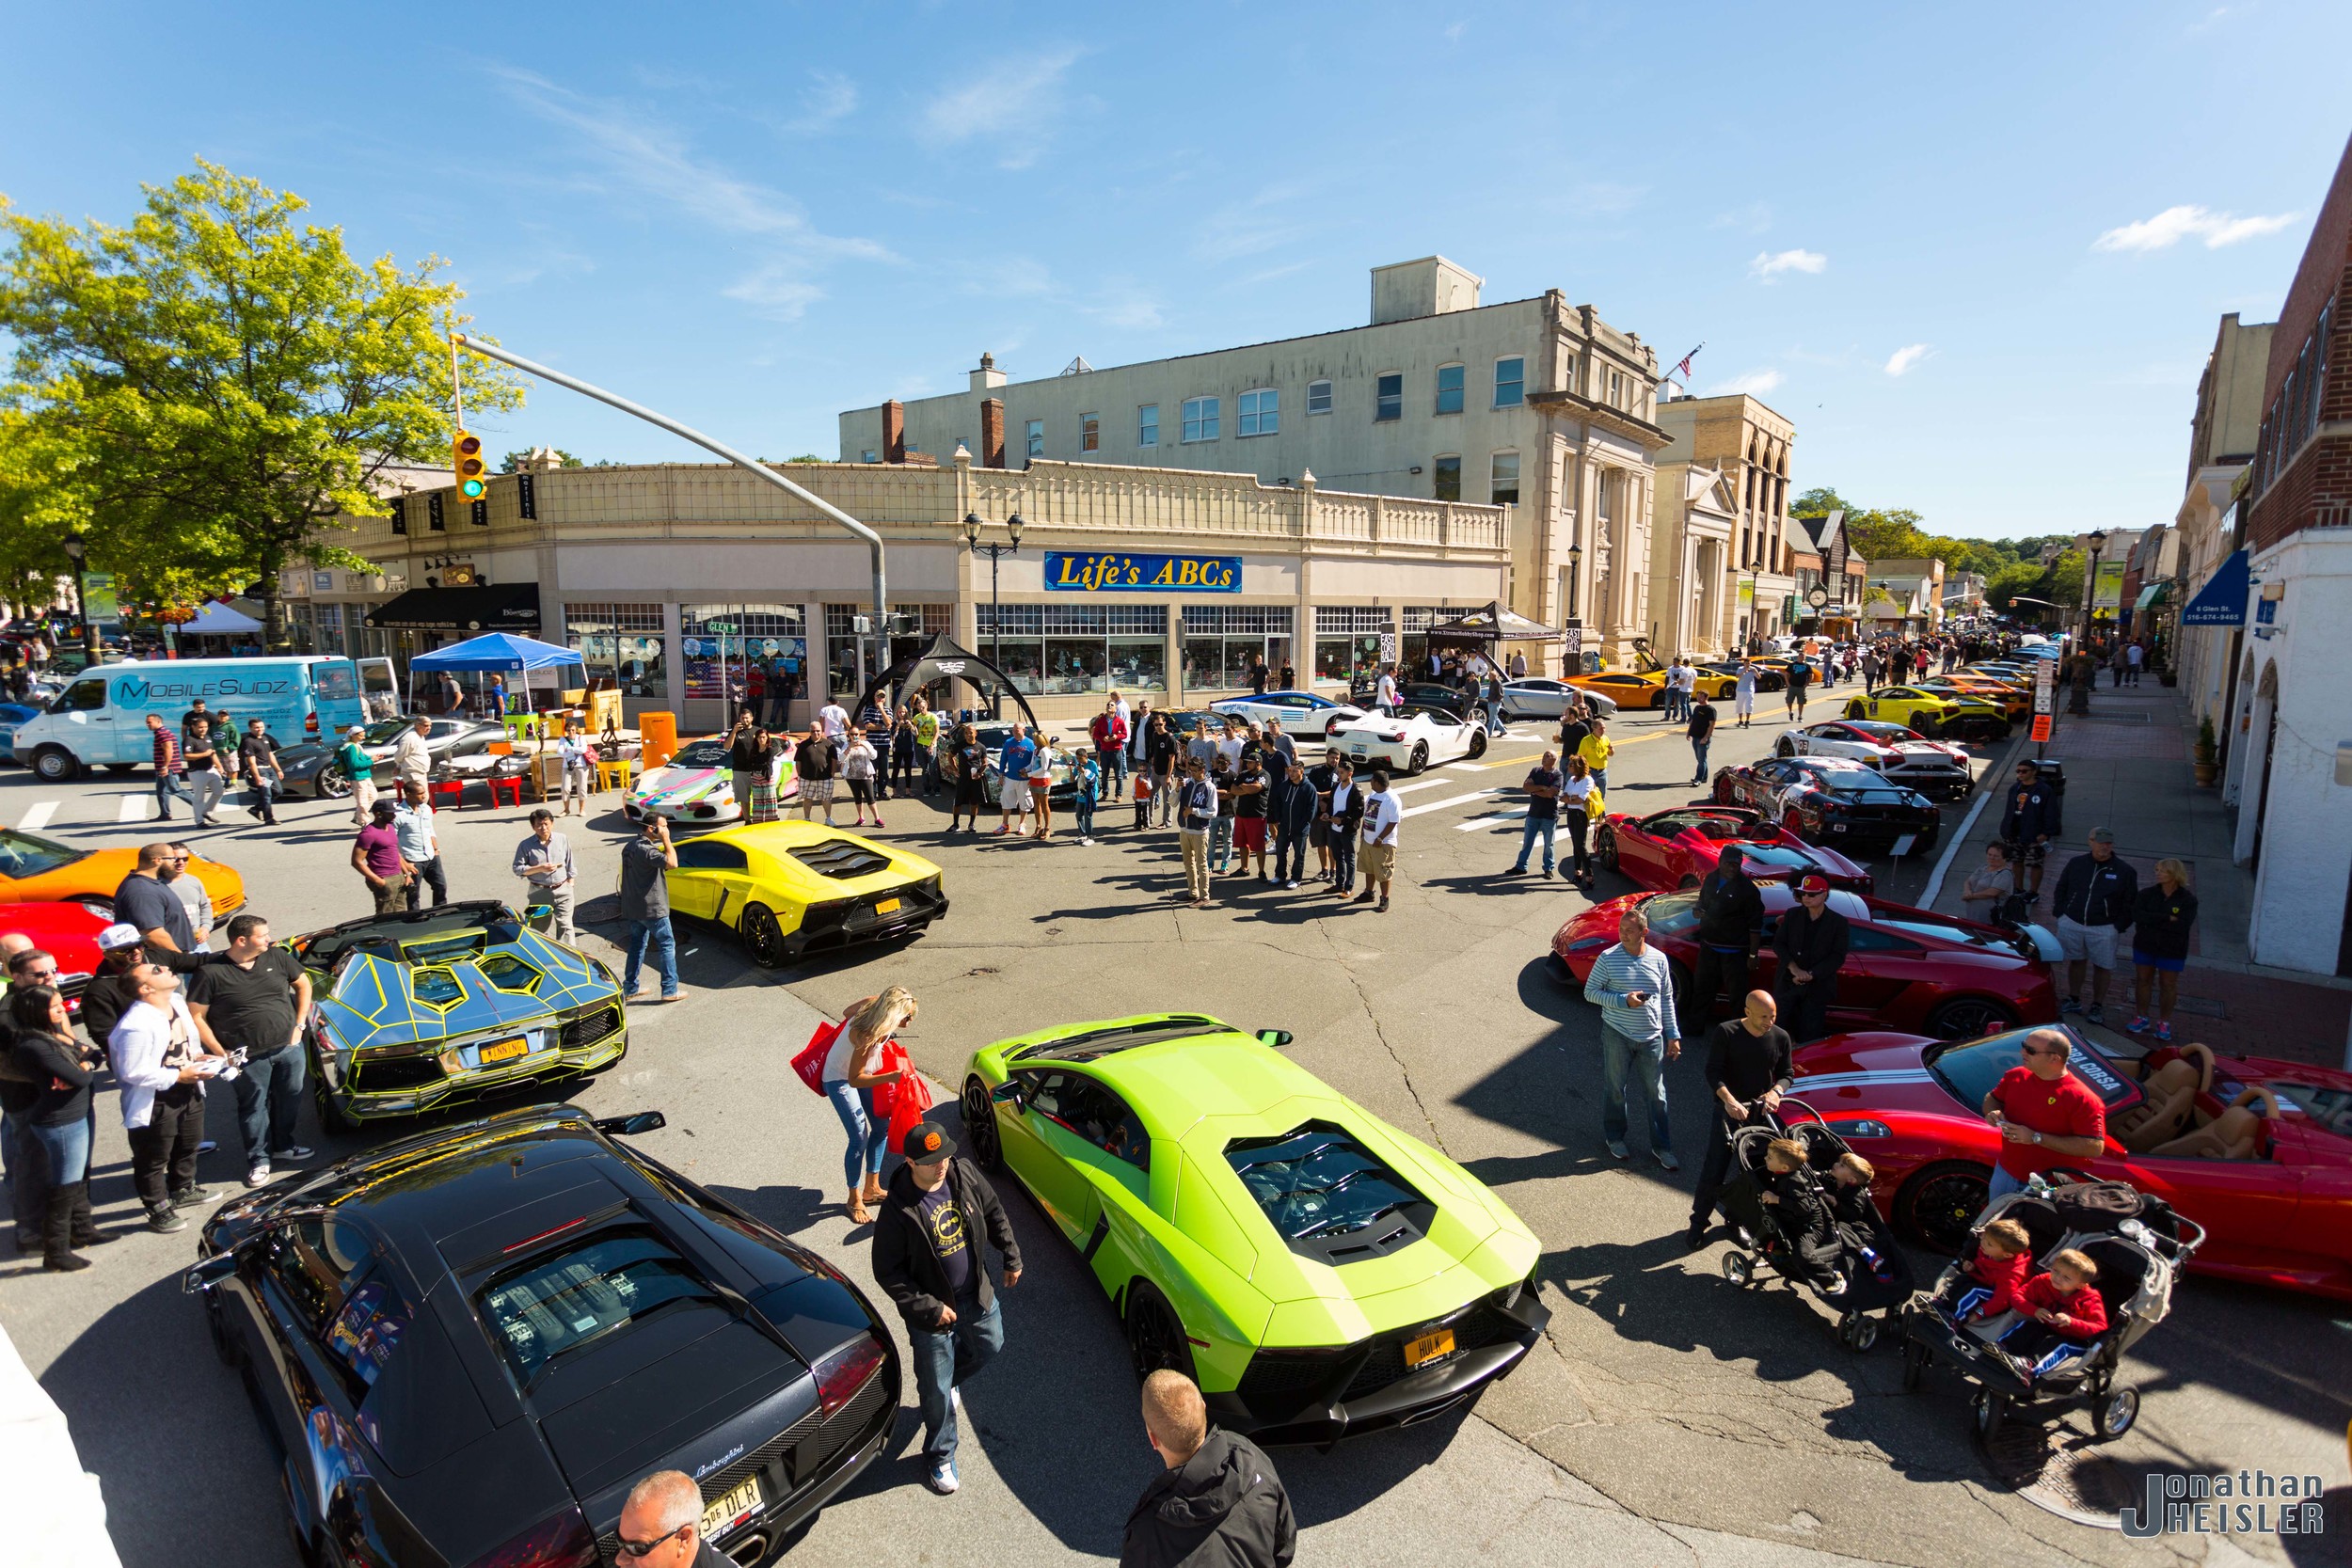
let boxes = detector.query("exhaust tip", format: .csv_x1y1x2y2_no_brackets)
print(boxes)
724,1532,771,1565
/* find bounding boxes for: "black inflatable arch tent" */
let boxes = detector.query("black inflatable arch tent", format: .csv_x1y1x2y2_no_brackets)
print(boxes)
853,633,1042,731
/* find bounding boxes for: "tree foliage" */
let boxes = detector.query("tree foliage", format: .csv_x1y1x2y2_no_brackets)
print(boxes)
0,161,525,638
1791,486,2080,583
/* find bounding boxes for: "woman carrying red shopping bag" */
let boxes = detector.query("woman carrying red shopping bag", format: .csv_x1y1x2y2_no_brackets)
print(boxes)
805,986,916,1225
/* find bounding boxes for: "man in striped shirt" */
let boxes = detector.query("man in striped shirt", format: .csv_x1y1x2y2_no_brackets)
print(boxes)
145,715,192,821
1581,908,1682,1168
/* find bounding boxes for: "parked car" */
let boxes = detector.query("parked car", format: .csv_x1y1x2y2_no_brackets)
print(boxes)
0,826,245,920
1842,686,2011,742
1593,804,1874,894
1329,703,1489,774
1496,678,1617,720
1711,756,1944,855
661,820,947,968
277,716,509,799
1211,690,1367,738
1773,720,1973,799
1698,661,1784,693
0,900,105,1011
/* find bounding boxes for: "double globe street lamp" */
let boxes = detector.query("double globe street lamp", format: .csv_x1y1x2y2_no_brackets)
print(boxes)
963,511,1024,718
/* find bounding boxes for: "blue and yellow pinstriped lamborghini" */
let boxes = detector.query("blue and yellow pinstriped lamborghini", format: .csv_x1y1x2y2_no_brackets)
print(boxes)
288,901,628,1131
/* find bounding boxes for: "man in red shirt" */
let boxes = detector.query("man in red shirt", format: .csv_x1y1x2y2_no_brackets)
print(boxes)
1980,1028,2107,1201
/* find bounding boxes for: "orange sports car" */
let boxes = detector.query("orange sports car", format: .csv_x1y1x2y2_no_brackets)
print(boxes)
0,826,245,923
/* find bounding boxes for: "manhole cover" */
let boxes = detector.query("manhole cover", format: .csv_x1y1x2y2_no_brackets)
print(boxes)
2173,995,2228,1019
1983,1420,2143,1529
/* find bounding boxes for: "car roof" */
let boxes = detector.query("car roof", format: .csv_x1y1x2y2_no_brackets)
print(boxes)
1020,1020,1324,1137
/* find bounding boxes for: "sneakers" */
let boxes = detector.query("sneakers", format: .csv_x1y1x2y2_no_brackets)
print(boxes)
2058,996,2083,1015
170,1185,219,1209
1606,1140,1629,1161
1376,896,1390,912
2153,1021,2173,1042
1655,1149,1681,1172
246,1164,271,1188
278,1145,314,1161
147,1208,188,1234
2124,1016,2151,1035
1502,865,1529,877
2085,1004,2106,1025
1683,1223,1708,1252
928,1458,960,1496
196,1140,217,1155
1283,879,1299,889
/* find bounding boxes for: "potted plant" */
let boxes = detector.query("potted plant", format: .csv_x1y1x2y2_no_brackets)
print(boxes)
2193,714,2219,787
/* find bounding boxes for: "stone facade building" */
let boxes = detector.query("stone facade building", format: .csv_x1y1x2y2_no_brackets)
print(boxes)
1653,390,1799,645
2173,311,2272,729
1645,464,1738,658
838,257,1666,670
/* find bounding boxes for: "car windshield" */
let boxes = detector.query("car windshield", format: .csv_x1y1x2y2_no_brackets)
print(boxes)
1636,891,1701,936
306,903,522,971
1391,705,1454,722
1015,1015,1223,1062
0,828,87,880
361,720,412,744
1227,1122,1426,1244
475,1226,723,1386
1922,1029,2139,1113
668,740,731,768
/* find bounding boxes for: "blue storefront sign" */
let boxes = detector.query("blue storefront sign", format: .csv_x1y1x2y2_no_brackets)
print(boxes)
1044,551,1241,593
2179,548,2250,627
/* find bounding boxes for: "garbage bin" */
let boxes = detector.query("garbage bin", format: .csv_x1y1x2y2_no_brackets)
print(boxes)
639,710,678,770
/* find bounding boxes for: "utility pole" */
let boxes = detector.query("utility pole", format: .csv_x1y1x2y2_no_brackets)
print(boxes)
451,335,890,707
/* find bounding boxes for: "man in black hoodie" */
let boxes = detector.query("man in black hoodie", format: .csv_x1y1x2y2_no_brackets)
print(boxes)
1122,1370,1295,1568
872,1120,1022,1498
1688,846,1764,1031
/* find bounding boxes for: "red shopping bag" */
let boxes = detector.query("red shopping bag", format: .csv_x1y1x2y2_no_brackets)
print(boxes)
880,1041,936,1148
791,1018,843,1096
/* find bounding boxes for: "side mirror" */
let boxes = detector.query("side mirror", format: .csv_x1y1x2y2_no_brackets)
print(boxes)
594,1111,667,1136
990,1080,1025,1107
183,1251,239,1294
1257,1029,1295,1049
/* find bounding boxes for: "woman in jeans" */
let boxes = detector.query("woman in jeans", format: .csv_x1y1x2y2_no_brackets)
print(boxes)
9,985,111,1271
826,987,914,1224
1559,754,1597,887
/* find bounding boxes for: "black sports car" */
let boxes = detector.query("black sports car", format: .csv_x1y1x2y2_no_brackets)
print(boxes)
188,1104,898,1568
1711,755,1943,855
278,716,510,798
1697,660,1784,692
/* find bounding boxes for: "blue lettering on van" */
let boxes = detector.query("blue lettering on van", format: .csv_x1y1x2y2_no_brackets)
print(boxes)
114,675,294,705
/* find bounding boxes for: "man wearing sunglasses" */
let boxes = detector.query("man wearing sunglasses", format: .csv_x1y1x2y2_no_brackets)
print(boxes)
610,1470,728,1566
1979,1027,2107,1203
1770,874,1850,1045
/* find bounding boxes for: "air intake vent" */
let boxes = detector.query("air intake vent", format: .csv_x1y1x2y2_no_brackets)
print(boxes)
789,840,893,879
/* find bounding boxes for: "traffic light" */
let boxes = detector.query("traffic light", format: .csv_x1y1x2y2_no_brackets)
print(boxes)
453,431,486,499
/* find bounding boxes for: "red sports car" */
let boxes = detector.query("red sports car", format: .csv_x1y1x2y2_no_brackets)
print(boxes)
1549,885,2059,1038
1787,1026,2352,1303
0,899,107,1013
1593,804,1873,894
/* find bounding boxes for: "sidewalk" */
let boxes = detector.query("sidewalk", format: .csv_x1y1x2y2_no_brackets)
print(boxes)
1926,671,2351,1069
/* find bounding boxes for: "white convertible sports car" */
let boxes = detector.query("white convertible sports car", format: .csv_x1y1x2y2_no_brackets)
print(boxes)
1497,677,1617,721
625,737,797,824
1210,689,1366,738
1773,719,1973,799
1329,702,1489,775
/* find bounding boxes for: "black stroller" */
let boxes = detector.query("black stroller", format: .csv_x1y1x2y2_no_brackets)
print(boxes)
1899,1177,2204,1444
1715,1107,1917,1351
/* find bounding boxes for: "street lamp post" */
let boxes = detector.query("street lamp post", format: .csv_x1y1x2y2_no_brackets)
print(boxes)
963,511,1024,717
2071,531,2107,716
1564,542,1583,673
60,532,98,661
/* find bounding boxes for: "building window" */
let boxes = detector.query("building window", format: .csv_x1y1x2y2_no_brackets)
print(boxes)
1180,604,1294,691
1237,388,1279,436
1307,379,1333,415
1606,371,1625,407
1435,364,1465,415
1432,454,1462,502
1494,357,1525,408
1080,413,1100,452
1490,451,1520,506
976,602,1168,694
565,602,669,703
824,603,948,701
683,604,807,705
860,450,878,464
1182,396,1219,443
1375,372,1403,422
1311,605,1391,686
1025,419,1044,460
1138,404,1159,447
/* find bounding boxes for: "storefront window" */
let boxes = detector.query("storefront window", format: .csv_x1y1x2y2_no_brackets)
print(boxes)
684,604,804,704
564,603,668,700
1178,605,1292,692
313,603,346,656
977,604,1167,695
1312,605,1391,689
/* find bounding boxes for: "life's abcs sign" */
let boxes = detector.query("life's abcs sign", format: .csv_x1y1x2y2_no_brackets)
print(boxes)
1044,551,1241,594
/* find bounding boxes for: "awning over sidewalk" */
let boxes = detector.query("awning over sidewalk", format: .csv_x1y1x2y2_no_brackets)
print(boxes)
364,584,542,633
2133,582,2171,611
2178,549,2249,627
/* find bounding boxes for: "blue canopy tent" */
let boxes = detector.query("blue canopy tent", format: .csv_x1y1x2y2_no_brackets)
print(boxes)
406,632,588,718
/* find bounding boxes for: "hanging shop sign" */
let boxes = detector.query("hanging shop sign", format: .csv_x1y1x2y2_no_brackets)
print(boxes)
1044,551,1241,593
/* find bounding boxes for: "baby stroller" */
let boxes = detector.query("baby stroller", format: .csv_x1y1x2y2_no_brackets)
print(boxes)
1899,1176,2204,1444
1715,1107,1917,1351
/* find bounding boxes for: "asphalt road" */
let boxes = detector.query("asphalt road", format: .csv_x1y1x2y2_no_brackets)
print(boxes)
1,685,2342,1568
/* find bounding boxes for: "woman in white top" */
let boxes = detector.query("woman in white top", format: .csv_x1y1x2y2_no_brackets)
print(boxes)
842,726,882,830
1559,755,1598,886
826,986,914,1223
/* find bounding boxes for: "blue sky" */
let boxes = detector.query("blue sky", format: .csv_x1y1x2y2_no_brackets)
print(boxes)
4,1,2346,539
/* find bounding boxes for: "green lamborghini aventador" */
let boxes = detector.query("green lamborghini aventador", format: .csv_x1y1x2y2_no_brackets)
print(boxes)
960,1013,1549,1444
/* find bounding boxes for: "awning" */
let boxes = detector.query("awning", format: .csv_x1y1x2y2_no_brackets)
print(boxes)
364,584,541,633
2178,549,2249,627
2132,582,2171,611
1422,601,1569,643
409,632,582,673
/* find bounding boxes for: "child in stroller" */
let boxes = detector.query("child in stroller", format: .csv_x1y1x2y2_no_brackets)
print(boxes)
1717,1116,1917,1350
1900,1177,2203,1445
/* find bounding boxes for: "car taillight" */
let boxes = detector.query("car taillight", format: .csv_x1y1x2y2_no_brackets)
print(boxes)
305,712,319,736
813,1331,887,1417
459,1507,598,1568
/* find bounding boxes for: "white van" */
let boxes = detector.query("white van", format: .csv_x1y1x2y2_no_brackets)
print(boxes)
11,655,394,782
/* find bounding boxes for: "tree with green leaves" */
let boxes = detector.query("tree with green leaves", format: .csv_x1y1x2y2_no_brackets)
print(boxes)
0,161,526,645
501,447,584,472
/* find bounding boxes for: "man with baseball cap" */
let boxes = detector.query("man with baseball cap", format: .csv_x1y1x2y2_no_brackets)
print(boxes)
1771,873,1851,1044
351,797,410,916
872,1118,1022,1497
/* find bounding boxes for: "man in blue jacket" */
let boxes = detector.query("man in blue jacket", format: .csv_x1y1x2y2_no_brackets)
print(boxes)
1998,759,2061,903
2050,829,2137,1025
1266,760,1316,889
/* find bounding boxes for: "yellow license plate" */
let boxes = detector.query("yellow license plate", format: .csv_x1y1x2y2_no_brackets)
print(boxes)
873,897,900,915
701,1474,762,1539
1403,1327,1455,1369
478,1037,530,1065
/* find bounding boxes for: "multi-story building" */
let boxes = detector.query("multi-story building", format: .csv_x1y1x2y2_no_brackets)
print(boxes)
1645,464,1738,658
1653,388,1799,645
2219,134,2352,975
1863,558,1949,631
1793,510,1870,637
838,257,1668,670
2173,312,2273,728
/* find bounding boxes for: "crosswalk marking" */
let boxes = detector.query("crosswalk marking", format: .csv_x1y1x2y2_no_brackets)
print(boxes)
1401,787,1505,818
1456,808,1528,832
18,800,58,832
1388,777,1460,797
117,796,149,823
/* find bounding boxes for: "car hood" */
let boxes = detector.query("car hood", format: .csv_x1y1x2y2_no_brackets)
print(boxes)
631,764,731,807
1788,1034,1960,1118
315,934,614,1049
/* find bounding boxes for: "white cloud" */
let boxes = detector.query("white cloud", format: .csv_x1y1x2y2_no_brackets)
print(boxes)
1193,184,1311,264
721,267,824,323
783,71,858,134
919,46,1085,168
2093,204,2301,252
1883,343,1932,376
1707,369,1785,397
1750,248,1826,280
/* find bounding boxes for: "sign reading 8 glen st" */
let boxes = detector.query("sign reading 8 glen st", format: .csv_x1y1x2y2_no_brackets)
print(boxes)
1044,551,1241,594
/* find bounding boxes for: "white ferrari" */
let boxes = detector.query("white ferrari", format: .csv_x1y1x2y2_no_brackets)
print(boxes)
1210,689,1367,738
1328,702,1489,775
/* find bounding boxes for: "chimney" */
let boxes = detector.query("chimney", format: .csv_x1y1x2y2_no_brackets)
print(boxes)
881,400,906,465
970,351,1008,394
980,398,1006,469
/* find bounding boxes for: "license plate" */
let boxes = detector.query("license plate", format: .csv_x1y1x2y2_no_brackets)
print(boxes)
1890,833,1916,857
1350,746,1370,756
873,897,900,915
478,1037,529,1065
701,1473,762,1539
1403,1327,1455,1369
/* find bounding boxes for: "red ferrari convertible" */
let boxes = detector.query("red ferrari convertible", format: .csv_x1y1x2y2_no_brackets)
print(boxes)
1549,886,2060,1038
1788,1026,2352,1303
0,900,106,1012
1593,804,1873,894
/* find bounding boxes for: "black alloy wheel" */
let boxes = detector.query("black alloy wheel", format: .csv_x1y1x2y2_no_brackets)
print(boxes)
1924,997,2017,1039
1408,742,1429,775
312,1075,358,1135
739,903,787,969
1467,728,1487,758
1775,736,1798,758
1896,1161,1991,1254
1713,774,1736,805
1124,1283,1196,1382
961,1076,1004,1170
1594,825,1619,873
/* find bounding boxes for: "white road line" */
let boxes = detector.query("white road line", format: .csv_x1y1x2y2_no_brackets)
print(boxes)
117,796,149,823
18,801,58,832
1455,808,1529,832
1401,787,1505,818
1387,778,1458,797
